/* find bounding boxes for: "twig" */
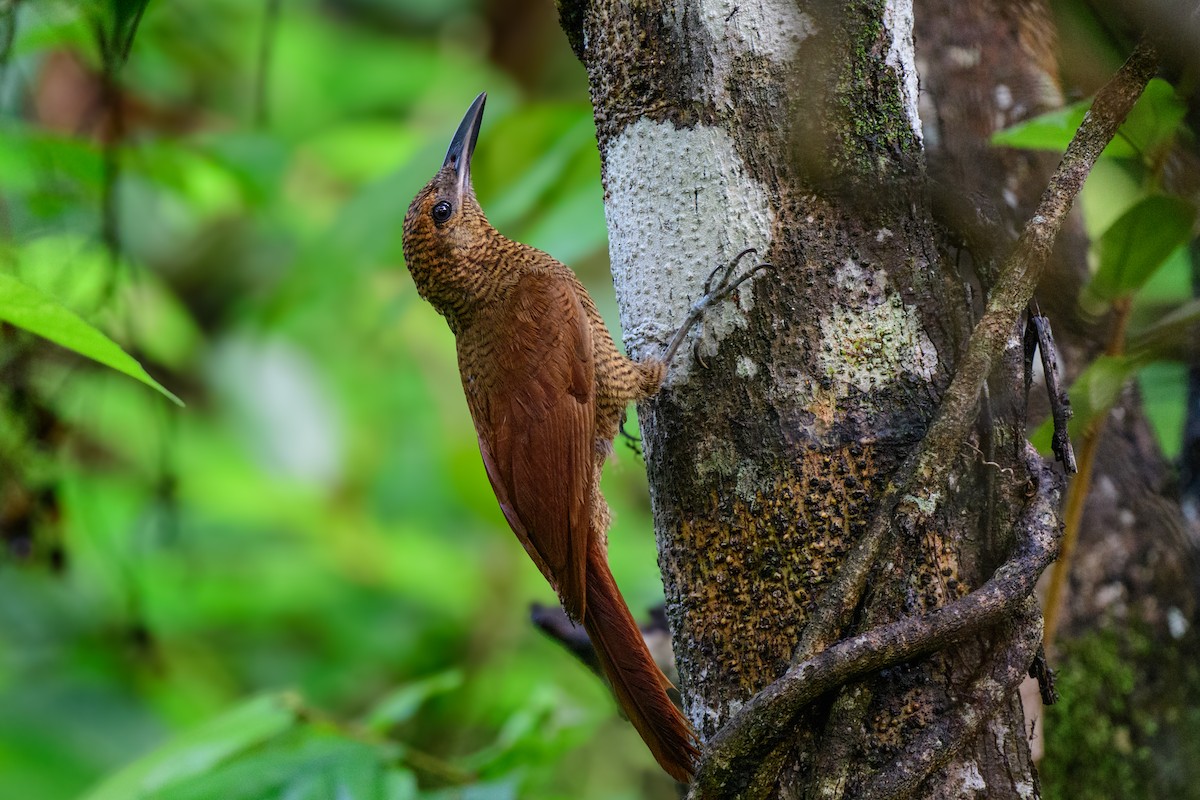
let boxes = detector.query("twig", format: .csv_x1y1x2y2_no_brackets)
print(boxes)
1029,644,1058,705
255,0,282,129
1025,312,1076,472
691,451,1064,798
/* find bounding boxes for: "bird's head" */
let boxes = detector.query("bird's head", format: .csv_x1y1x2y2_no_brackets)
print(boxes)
403,92,488,277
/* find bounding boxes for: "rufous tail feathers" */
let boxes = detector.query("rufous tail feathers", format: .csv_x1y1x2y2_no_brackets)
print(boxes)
581,542,700,782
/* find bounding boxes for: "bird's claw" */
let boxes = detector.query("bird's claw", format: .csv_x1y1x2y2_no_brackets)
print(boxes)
662,248,774,366
703,247,758,296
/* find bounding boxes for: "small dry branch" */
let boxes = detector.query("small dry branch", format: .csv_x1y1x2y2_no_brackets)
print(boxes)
1025,312,1077,472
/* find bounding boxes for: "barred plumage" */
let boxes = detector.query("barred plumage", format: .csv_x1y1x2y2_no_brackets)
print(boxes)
401,93,697,782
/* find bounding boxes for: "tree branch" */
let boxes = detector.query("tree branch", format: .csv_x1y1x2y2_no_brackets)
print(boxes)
1025,313,1076,472
793,36,1157,664
858,598,1044,800
692,450,1063,797
689,36,1157,798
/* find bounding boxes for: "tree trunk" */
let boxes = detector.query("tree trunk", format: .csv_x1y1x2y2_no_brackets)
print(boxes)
560,1,1042,797
915,2,1200,794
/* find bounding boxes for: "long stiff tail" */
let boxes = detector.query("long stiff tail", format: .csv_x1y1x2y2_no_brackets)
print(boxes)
582,542,700,782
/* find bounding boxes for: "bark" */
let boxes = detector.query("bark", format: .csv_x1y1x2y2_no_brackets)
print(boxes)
558,1,1070,797
915,2,1200,793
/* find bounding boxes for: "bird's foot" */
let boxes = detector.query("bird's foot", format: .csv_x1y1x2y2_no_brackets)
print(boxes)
662,247,773,365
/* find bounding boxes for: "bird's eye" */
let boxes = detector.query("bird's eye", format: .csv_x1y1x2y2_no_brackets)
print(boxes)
431,201,453,224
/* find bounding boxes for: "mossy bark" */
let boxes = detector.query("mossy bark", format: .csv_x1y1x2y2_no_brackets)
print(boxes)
916,0,1200,793
561,0,1041,797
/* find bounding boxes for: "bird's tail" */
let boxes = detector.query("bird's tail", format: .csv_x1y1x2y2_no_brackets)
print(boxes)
582,542,700,782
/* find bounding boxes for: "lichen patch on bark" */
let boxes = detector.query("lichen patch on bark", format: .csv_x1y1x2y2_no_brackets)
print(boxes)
696,0,815,110
954,760,988,794
603,118,774,381
810,263,939,400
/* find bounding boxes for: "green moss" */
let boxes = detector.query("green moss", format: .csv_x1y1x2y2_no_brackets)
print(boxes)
829,0,921,184
1042,626,1200,800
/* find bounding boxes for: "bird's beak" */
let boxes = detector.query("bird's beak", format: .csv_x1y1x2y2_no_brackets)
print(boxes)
443,92,486,199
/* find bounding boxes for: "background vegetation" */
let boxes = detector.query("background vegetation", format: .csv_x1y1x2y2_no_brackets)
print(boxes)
0,1,1195,799
1,1,680,797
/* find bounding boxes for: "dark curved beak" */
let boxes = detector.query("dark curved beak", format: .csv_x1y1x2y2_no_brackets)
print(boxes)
443,92,486,197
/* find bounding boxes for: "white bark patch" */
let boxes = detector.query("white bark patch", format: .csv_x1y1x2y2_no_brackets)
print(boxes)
994,84,1013,111
955,761,987,794
605,119,773,382
883,0,922,142
1169,606,1189,639
736,355,758,379
812,262,938,397
694,0,814,110
699,0,815,65
946,45,981,68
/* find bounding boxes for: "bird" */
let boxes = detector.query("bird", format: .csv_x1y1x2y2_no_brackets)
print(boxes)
402,92,762,782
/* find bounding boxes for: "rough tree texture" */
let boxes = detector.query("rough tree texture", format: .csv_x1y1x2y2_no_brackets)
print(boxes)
561,0,1036,796
916,0,1200,791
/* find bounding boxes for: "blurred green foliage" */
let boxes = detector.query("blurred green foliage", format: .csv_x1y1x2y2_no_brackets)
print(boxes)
1042,626,1200,800
1001,78,1198,457
0,1,676,798
5,1,1198,798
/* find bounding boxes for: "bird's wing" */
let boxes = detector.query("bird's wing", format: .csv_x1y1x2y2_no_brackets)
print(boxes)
472,270,595,620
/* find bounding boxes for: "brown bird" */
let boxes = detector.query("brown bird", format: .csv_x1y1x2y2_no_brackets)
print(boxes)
403,93,758,782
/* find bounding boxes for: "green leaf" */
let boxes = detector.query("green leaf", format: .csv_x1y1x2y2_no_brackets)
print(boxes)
79,692,302,800
0,123,105,195
0,273,182,406
1075,356,1140,422
1129,296,1200,358
991,102,1087,153
363,670,465,734
1089,195,1196,302
383,769,419,800
992,78,1186,161
1118,78,1189,159
1033,354,1142,455
154,733,386,800
83,0,152,60
1137,361,1187,459
484,106,596,232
